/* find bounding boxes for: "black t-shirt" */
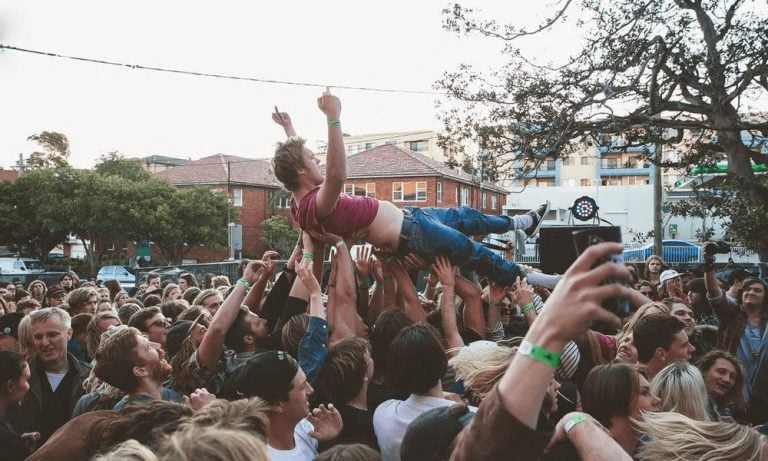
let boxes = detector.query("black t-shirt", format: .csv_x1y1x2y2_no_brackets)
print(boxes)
0,420,30,461
319,404,379,452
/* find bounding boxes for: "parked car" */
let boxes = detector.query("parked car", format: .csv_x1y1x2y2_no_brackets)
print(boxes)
0,257,45,275
622,240,703,264
96,265,137,289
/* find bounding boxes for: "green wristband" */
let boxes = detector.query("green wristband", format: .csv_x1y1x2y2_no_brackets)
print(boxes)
521,302,535,313
303,251,314,260
328,119,341,127
564,413,591,433
519,339,560,368
488,301,500,309
236,278,251,289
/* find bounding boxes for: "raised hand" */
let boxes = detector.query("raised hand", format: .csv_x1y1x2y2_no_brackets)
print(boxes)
260,250,280,278
186,387,216,411
317,88,342,120
511,276,535,307
272,107,296,137
307,403,343,441
306,227,343,246
433,254,456,288
353,245,373,279
297,257,321,296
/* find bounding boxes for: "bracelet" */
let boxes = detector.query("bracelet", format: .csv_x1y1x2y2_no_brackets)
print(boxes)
328,119,341,127
236,279,251,289
334,240,345,249
564,413,591,434
518,339,560,368
283,267,296,274
303,251,315,260
521,302,535,313
488,301,500,309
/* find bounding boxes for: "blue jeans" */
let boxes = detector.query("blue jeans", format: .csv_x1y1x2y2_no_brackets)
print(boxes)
399,206,525,285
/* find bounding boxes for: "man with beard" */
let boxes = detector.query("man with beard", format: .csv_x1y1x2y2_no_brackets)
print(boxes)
93,326,182,410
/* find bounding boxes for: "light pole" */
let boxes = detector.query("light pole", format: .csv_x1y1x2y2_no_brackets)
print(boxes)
228,222,236,260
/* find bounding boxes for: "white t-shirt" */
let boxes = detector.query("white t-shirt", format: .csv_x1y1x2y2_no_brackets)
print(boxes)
373,394,457,461
45,371,67,392
268,418,318,461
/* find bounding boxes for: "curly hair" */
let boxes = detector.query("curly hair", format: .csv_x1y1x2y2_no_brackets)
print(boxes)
272,136,308,191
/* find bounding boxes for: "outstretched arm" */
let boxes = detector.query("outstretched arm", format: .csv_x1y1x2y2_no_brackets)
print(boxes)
314,90,346,221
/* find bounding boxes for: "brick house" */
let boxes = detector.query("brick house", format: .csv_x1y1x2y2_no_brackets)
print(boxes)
153,154,289,261
343,145,508,214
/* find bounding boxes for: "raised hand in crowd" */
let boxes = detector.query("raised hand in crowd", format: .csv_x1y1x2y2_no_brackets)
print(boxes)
272,107,296,137
306,403,343,442
185,388,216,411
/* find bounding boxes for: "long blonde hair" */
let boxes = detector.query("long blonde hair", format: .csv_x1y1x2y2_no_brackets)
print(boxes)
635,411,765,461
650,361,711,421
449,344,517,403
617,301,670,343
156,426,269,461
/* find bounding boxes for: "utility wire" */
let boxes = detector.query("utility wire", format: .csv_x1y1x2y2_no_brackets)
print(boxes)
0,44,444,96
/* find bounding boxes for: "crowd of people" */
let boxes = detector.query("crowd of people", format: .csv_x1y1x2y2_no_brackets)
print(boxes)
0,91,766,460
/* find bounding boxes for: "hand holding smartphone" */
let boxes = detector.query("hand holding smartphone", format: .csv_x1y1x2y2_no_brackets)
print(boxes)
572,229,630,317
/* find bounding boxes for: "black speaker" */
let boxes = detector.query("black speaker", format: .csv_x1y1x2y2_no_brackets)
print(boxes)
539,226,622,274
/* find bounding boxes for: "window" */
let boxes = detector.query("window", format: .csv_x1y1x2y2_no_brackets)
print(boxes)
348,145,360,155
344,183,355,195
491,194,497,209
580,179,591,186
365,183,376,197
273,191,291,209
564,179,577,187
392,182,427,201
409,140,426,152
482,192,487,208
562,157,572,165
233,188,243,207
460,187,470,206
365,142,376,150
580,156,591,165
437,181,443,202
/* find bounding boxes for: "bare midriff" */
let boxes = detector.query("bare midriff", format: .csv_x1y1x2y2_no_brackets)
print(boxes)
364,200,403,252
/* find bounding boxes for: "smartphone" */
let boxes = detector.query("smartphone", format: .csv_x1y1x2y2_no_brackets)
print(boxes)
572,229,630,317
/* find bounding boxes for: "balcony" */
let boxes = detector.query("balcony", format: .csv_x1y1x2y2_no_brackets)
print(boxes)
523,159,557,178
599,159,651,176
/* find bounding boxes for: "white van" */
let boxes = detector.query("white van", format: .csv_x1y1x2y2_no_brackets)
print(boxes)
0,257,45,275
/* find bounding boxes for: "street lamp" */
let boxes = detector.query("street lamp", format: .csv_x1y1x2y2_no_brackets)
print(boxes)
228,222,236,260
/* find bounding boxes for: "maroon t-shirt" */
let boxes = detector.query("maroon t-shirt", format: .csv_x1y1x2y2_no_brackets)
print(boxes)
291,187,379,236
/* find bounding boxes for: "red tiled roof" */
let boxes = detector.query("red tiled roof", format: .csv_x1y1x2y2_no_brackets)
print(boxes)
155,154,280,188
0,170,19,183
346,145,507,193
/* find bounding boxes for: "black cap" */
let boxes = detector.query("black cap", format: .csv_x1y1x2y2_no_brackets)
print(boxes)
0,313,25,340
164,320,193,359
234,351,298,403
400,402,474,461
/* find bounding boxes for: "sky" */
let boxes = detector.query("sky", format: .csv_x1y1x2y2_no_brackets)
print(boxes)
0,1,578,169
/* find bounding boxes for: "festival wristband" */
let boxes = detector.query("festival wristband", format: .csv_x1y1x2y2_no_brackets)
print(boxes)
328,119,341,127
488,301,500,309
521,302,535,313
564,413,591,434
518,339,560,368
304,251,315,260
236,278,251,289
334,240,345,249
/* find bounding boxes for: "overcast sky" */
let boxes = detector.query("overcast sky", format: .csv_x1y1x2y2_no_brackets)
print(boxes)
0,1,578,169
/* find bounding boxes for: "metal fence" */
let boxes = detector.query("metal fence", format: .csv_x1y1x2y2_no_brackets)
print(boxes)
515,244,759,265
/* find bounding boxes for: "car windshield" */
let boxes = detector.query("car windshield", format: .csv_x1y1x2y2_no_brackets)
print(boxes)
23,260,43,270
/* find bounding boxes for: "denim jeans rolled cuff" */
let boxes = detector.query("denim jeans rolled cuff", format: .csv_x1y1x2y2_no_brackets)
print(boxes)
400,206,525,286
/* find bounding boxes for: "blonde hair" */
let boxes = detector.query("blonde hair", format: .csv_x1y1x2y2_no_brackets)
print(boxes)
92,439,158,461
180,397,270,438
617,301,670,343
650,361,711,421
635,412,766,461
156,426,269,461
449,344,517,403
17,315,34,358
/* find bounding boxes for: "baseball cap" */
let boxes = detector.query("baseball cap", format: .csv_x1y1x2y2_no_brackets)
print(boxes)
0,313,24,340
659,269,682,285
400,402,475,461
164,320,193,359
234,350,299,403
46,284,66,299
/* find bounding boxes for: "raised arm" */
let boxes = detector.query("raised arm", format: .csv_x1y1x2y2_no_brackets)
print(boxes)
314,90,346,220
197,260,264,369
434,255,464,355
244,250,279,312
389,259,426,322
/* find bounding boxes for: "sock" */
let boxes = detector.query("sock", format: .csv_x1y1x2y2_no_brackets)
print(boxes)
510,214,533,230
525,272,562,289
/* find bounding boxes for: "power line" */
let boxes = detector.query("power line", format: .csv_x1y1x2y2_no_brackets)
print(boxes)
0,44,444,96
